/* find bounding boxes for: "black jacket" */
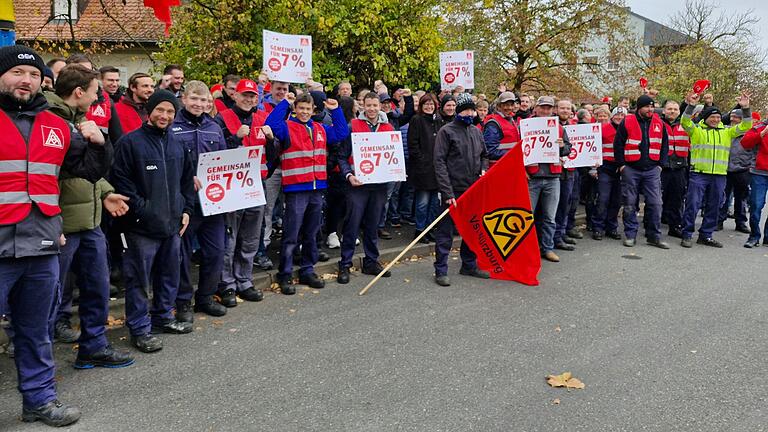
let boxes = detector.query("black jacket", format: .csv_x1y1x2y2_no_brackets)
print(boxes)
407,113,443,191
111,123,195,238
433,118,489,200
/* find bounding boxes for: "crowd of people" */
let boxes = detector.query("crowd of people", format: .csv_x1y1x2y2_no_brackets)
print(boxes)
0,43,766,427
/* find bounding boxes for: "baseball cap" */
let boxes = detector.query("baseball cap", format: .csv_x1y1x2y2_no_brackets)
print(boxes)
498,91,518,104
536,96,555,106
236,79,258,94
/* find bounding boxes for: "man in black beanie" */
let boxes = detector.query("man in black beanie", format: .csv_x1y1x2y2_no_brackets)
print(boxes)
613,94,670,249
111,89,196,353
0,45,111,427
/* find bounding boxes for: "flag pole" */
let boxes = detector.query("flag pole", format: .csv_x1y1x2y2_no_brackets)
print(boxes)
358,206,452,296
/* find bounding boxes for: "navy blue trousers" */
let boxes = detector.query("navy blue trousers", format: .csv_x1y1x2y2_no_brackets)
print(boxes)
123,233,181,336
278,190,323,281
555,171,577,244
179,214,225,304
1,255,59,408
339,185,388,270
661,167,687,231
592,167,621,234
621,166,663,240
56,228,110,355
434,201,477,276
683,172,727,239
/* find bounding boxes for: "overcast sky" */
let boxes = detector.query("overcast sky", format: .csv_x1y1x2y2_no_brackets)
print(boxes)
625,0,768,50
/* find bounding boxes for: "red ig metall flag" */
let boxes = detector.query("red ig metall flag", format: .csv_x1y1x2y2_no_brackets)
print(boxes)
144,0,181,36
449,144,541,286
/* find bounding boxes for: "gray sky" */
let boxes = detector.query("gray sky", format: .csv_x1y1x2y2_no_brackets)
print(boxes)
625,0,768,50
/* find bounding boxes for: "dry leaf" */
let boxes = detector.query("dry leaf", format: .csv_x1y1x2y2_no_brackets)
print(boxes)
198,316,207,321
312,290,320,294
554,326,562,332
236,297,244,303
552,398,561,405
321,273,336,280
546,372,585,389
195,327,202,331
298,293,304,297
404,278,410,283
212,320,224,327
288,309,296,313
228,328,239,333
410,255,419,261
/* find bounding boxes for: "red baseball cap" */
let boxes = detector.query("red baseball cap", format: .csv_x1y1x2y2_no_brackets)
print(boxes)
236,79,258,94
210,83,223,94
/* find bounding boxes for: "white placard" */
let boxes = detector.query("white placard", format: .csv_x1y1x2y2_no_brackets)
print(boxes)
563,123,603,168
519,117,560,165
351,131,407,184
262,30,312,83
197,147,267,216
439,51,475,90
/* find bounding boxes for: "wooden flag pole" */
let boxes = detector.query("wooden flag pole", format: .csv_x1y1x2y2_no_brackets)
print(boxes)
358,206,452,296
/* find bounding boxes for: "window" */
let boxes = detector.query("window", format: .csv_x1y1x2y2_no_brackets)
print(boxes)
52,0,78,22
605,55,619,72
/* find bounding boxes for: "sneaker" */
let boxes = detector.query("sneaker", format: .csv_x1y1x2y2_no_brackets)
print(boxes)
434,275,451,286
151,319,193,334
194,299,227,316
623,238,636,247
736,225,751,234
647,238,670,249
175,302,193,323
403,218,416,226
362,263,391,278
218,289,238,308
54,320,80,343
563,236,577,245
555,241,575,251
566,228,584,239
592,232,604,241
681,238,693,248
337,267,351,284
390,221,402,228
74,345,134,369
542,251,560,262
238,287,264,302
606,231,622,240
22,400,81,427
130,334,163,353
697,237,723,248
318,251,330,262
257,254,274,271
744,239,759,248
459,267,490,279
327,232,341,249
299,273,325,288
378,229,392,240
279,279,296,295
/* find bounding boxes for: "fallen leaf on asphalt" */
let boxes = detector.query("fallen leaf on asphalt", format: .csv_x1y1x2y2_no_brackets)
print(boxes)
404,278,410,283
228,328,238,333
690,350,697,353
289,309,296,313
236,297,244,303
552,398,561,405
312,290,320,294
410,255,419,261
554,326,561,332
212,320,224,327
106,315,124,328
270,282,280,291
321,273,336,280
546,372,585,389
198,316,207,321
195,327,203,331
298,293,304,297
71,344,79,352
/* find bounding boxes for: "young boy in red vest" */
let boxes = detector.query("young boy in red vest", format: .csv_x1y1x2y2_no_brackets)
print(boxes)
336,92,394,284
265,92,349,294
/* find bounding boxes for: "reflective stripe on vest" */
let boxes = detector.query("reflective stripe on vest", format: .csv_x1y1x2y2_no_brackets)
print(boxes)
219,108,269,179
602,121,617,161
666,123,690,157
0,110,71,224
624,114,663,162
484,113,520,163
281,120,328,186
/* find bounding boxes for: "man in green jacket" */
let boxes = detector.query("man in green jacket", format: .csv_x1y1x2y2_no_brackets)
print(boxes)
44,64,134,368
680,91,752,248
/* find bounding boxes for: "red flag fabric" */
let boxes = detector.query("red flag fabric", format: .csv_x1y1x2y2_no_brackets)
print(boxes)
449,144,541,286
144,0,181,36
639,77,648,89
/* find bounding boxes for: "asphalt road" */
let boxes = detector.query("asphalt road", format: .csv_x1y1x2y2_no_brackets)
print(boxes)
0,219,766,431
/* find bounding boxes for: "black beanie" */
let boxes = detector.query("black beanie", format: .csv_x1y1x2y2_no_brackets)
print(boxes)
455,92,476,114
700,106,721,122
0,45,46,77
146,89,179,116
636,95,654,110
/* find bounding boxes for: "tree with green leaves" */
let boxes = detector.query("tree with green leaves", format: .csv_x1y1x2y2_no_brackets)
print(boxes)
157,0,445,89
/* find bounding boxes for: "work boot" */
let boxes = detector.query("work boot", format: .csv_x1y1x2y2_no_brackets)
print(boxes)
130,334,163,353
218,289,238,308
623,238,636,247
647,238,670,249
378,229,392,240
175,302,194,324
318,251,330,262
697,237,723,248
459,267,490,279
592,231,604,241
362,262,391,277
736,224,751,234
434,275,451,286
744,238,759,248
566,228,584,239
542,251,560,262
238,287,264,302
279,278,296,295
680,238,693,248
667,227,684,238
74,345,134,369
337,267,351,284
22,400,81,427
606,231,622,240
563,236,577,245
54,320,80,343
194,298,227,316
555,241,575,251
299,273,325,289
151,319,193,334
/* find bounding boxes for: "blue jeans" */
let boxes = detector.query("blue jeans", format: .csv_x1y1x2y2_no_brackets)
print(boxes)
621,166,662,240
748,173,768,242
379,181,399,228
414,189,439,231
529,177,560,253
554,171,576,244
398,181,414,220
592,167,621,234
682,172,726,239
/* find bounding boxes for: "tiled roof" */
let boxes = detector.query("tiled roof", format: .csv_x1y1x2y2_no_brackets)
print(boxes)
15,0,164,43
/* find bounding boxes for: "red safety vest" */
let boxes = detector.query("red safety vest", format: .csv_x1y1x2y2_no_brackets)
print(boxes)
665,122,690,158
85,90,112,128
218,108,269,179
115,98,143,134
624,114,663,162
0,110,71,224
348,118,395,171
263,103,274,115
526,122,564,175
281,120,328,186
483,113,521,164
213,98,227,114
602,121,617,162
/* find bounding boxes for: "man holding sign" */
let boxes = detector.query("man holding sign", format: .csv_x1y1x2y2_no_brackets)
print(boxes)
336,92,396,284
522,96,571,263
